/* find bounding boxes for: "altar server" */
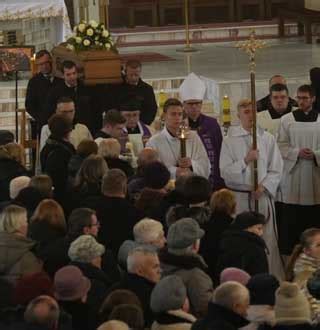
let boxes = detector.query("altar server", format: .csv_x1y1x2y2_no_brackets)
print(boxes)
220,99,284,279
277,85,320,255
179,73,224,190
147,98,210,179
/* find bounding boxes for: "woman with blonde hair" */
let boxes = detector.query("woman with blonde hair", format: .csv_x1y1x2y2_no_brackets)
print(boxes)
71,155,108,208
0,205,42,283
285,228,320,287
0,144,28,202
200,188,236,284
98,138,133,178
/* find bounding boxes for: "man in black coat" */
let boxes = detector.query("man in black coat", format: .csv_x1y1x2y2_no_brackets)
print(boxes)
114,60,158,125
216,211,269,277
25,50,63,131
192,281,250,330
40,114,75,205
46,60,99,134
109,247,161,327
83,168,144,256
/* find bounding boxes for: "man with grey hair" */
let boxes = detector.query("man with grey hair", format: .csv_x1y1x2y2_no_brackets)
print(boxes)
24,295,60,330
159,218,213,318
111,246,160,327
192,281,250,330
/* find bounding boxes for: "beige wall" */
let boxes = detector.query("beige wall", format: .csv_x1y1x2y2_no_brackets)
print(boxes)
305,0,320,10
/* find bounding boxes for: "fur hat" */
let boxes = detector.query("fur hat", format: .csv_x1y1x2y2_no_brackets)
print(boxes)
275,282,311,325
68,235,105,263
231,211,266,231
247,273,279,306
220,267,251,285
167,218,204,250
150,275,187,313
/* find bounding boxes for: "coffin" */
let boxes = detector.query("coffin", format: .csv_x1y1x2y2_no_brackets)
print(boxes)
52,44,122,85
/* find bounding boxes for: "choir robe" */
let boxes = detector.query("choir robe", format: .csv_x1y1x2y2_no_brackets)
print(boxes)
277,110,320,254
188,114,225,191
146,126,211,179
278,110,320,205
220,125,284,279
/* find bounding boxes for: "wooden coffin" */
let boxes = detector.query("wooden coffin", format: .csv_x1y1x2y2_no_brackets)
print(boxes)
52,44,122,85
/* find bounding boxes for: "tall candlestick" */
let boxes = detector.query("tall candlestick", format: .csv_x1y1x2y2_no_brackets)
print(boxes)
178,124,188,158
222,94,231,135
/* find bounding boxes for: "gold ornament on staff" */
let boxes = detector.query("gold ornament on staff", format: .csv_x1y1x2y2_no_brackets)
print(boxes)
177,0,198,53
236,31,266,212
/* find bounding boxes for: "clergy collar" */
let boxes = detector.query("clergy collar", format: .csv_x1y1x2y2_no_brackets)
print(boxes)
293,108,318,122
188,115,202,129
124,121,143,134
65,81,77,88
268,106,291,119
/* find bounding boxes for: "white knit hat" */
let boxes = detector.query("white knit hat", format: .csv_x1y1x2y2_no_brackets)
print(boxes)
179,72,206,102
275,282,311,325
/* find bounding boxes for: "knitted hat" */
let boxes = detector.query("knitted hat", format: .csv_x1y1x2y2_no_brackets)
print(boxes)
150,275,187,313
13,272,54,305
220,268,251,285
231,211,266,231
247,273,279,306
167,218,204,249
54,265,91,301
307,269,320,300
143,161,170,189
68,235,105,263
275,282,311,325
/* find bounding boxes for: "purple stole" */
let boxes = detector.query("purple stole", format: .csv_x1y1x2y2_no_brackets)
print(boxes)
193,114,225,191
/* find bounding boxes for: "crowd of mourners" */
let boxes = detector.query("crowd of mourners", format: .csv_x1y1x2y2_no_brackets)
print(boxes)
2,48,320,330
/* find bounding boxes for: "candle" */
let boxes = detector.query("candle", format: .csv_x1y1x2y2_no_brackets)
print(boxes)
222,95,231,125
30,54,36,76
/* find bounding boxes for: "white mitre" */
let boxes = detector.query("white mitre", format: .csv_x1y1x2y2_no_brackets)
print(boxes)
179,72,206,102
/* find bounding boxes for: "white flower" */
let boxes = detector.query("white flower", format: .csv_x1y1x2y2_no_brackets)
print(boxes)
66,44,75,51
73,26,78,33
95,41,99,45
86,28,94,36
89,20,98,28
99,42,103,46
95,36,99,41
105,43,111,50
102,30,109,38
83,39,91,46
101,24,105,29
78,23,86,32
75,37,82,44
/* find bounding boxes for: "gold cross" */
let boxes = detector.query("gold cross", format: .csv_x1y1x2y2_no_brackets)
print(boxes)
236,31,266,71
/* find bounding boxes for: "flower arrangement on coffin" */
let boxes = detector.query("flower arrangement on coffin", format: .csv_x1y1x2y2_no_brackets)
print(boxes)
66,20,117,52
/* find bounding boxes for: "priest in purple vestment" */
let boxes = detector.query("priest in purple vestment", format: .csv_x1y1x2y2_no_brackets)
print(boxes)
179,73,225,191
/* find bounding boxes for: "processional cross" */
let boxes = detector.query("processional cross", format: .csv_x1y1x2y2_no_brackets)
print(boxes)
236,32,266,212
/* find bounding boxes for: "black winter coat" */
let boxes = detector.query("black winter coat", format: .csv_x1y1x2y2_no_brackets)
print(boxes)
40,137,75,205
84,195,144,256
216,229,269,277
109,273,155,327
114,78,157,125
0,158,28,202
25,74,63,128
192,303,249,330
200,211,233,283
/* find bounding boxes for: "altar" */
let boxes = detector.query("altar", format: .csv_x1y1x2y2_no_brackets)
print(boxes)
0,0,71,50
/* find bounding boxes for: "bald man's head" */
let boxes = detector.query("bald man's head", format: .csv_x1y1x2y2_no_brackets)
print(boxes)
137,148,158,167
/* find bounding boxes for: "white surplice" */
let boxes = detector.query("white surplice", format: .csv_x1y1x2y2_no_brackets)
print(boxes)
277,112,320,205
257,111,281,138
146,126,211,179
220,125,284,279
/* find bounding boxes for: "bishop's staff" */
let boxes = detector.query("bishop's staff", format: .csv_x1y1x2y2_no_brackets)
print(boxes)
236,32,266,212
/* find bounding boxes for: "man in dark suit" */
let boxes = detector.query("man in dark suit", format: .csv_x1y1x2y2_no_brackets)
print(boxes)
25,50,63,132
115,60,158,125
46,60,100,134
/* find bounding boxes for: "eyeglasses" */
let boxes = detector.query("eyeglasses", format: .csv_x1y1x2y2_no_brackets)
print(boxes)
185,101,202,106
91,221,100,227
